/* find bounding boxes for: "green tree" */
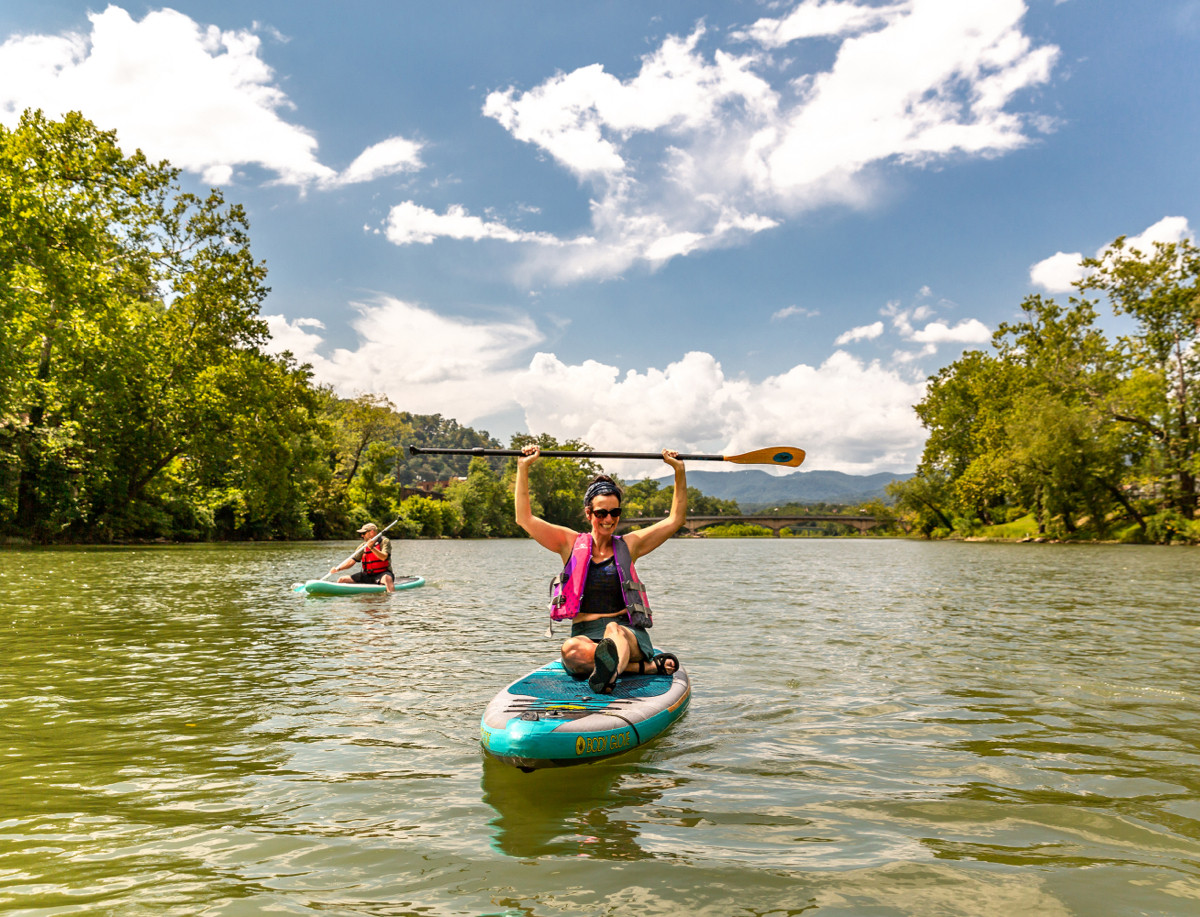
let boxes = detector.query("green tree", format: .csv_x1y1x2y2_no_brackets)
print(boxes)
620,477,664,518
399,494,446,538
1005,390,1136,536
0,110,322,541
1079,236,1200,517
913,349,1023,526
347,442,402,526
887,468,955,536
327,393,412,495
445,456,515,537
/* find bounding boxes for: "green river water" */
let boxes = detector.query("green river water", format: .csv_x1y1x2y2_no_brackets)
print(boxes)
2,538,1199,916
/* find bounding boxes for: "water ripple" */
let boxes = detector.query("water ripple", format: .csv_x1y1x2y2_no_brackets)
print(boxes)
3,539,1200,915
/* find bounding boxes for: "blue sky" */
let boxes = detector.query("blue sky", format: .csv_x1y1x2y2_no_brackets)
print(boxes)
2,1,1197,474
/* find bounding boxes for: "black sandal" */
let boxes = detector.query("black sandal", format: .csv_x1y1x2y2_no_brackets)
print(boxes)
637,652,679,676
588,638,621,694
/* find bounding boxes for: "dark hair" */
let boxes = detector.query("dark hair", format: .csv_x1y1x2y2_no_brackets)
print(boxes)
584,474,622,509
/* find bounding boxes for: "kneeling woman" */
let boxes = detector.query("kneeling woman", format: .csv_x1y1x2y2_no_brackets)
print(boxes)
515,445,686,693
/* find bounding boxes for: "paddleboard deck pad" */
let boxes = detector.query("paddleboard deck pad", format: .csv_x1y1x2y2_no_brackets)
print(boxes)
481,656,690,770
296,576,424,595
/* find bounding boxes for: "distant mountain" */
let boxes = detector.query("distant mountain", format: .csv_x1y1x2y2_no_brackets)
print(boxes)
656,468,915,508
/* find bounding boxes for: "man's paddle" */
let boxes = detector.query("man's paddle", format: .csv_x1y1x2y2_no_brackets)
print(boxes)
290,518,400,592
407,444,806,467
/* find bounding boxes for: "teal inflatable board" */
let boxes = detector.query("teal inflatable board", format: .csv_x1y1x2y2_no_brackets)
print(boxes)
481,655,690,771
293,576,424,595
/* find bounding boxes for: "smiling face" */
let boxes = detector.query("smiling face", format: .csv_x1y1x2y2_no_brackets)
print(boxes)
586,493,621,538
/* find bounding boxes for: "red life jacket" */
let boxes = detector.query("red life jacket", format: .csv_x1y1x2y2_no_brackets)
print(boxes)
548,532,652,628
359,538,392,575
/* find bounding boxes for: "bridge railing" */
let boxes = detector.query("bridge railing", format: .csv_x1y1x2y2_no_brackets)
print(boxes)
617,514,887,536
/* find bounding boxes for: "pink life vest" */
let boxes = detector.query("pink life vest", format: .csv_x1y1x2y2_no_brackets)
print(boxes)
548,532,652,628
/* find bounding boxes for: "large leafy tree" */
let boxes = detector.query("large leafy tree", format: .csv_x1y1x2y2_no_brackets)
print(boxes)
992,294,1142,533
1079,236,1200,517
0,110,319,540
912,348,1023,526
898,235,1198,541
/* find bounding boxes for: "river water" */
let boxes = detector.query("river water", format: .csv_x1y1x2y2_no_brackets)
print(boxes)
2,538,1199,916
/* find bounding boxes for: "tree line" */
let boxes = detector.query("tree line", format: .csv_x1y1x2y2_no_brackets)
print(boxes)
889,234,1199,544
1,111,739,544
13,111,1192,546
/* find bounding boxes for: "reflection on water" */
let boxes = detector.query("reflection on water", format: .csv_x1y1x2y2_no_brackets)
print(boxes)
481,757,668,860
3,539,1200,915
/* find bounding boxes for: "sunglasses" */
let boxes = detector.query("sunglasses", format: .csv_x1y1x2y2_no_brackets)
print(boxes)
590,507,622,519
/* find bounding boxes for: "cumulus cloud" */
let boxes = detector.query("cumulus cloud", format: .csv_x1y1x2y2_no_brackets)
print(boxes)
1030,215,1193,292
835,321,884,344
908,318,991,344
263,296,545,422
384,0,1057,283
1123,215,1192,254
1029,251,1086,292
267,301,928,473
514,350,928,473
0,5,422,188
884,297,992,348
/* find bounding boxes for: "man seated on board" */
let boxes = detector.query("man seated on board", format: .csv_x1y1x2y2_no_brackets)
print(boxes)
331,522,396,593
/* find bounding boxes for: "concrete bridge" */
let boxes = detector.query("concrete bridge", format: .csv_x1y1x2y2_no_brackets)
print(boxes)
618,514,885,536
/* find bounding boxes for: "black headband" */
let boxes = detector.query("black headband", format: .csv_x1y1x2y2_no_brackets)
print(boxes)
585,480,619,505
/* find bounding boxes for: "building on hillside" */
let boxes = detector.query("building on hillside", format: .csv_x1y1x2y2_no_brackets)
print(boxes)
399,478,466,501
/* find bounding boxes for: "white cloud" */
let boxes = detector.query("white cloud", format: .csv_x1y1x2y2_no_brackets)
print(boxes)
1030,216,1193,292
338,136,424,186
877,297,992,358
0,6,421,189
383,202,560,245
886,300,991,344
736,0,911,48
267,300,928,473
1123,215,1192,254
263,297,545,422
909,318,991,344
515,350,927,473
434,0,1058,283
835,321,884,344
1029,251,1086,292
772,305,820,321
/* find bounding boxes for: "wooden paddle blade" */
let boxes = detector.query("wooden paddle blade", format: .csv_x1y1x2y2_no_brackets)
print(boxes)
724,446,806,467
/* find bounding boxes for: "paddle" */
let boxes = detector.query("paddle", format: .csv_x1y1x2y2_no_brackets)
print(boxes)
290,518,400,592
407,444,806,467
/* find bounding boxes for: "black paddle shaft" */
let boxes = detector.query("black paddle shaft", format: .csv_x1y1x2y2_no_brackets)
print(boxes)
408,445,723,462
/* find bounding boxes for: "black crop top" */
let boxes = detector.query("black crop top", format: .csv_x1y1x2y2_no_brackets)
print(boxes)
578,557,625,616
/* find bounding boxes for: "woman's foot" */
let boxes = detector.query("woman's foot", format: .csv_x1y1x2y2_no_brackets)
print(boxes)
589,638,621,694
636,652,679,676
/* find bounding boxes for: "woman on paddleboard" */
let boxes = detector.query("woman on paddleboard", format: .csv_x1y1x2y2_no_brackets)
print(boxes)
515,445,686,693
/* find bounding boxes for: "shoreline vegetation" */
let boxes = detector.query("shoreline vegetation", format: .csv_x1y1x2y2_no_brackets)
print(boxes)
883,232,1199,546
4,113,1197,547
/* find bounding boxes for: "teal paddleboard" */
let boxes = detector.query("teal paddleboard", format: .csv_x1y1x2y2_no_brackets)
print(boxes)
293,576,424,595
480,655,690,771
